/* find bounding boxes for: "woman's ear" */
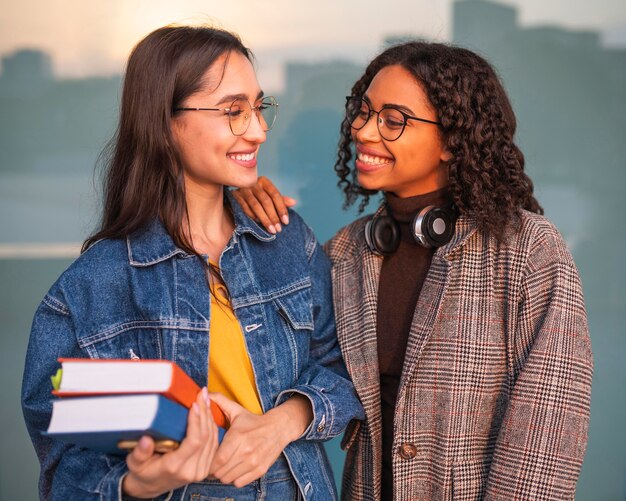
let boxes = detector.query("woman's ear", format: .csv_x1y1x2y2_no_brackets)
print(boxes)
441,149,452,162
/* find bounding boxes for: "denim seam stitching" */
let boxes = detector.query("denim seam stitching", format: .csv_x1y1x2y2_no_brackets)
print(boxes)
43,294,70,315
77,320,208,347
231,278,311,308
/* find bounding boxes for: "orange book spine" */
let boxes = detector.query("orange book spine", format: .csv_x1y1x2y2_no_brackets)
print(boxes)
164,362,201,408
165,364,228,427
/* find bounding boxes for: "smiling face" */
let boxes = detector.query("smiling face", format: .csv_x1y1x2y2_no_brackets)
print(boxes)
172,51,266,196
353,64,450,198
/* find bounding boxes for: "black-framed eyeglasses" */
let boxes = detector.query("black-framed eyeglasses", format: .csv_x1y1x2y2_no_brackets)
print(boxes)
175,96,278,136
345,96,440,141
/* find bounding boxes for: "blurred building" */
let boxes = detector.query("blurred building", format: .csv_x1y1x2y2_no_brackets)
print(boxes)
0,49,120,174
0,49,53,98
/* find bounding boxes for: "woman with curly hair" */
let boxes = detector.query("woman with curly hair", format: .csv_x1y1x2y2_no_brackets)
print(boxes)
234,41,592,500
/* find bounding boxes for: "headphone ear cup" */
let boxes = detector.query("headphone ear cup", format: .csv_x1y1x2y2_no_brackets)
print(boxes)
413,206,456,248
365,215,400,256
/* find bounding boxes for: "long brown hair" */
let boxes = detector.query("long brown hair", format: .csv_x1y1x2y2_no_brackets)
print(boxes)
335,41,542,240
82,25,252,252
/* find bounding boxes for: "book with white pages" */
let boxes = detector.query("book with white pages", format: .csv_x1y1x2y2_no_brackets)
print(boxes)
45,394,188,455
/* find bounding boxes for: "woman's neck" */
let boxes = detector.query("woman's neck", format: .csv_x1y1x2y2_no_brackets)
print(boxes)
183,180,234,261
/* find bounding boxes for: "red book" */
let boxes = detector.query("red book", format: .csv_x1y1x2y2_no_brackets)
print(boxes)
52,358,227,428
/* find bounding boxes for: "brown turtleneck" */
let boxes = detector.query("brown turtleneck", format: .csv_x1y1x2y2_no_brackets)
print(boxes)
377,188,451,500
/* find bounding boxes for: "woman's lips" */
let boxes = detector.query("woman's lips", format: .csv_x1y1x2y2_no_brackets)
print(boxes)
227,151,257,168
355,149,394,172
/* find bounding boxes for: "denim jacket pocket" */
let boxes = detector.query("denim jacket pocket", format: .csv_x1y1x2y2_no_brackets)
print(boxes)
76,321,167,360
274,285,314,332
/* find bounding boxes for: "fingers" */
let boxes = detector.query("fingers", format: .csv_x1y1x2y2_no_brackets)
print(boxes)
234,192,257,222
162,389,215,482
283,196,297,208
123,389,220,496
249,186,282,233
211,437,268,488
233,176,296,233
126,435,155,470
236,188,276,232
231,469,266,489
208,402,277,487
207,396,245,477
209,429,243,479
211,436,274,488
199,417,219,474
165,389,208,462
231,189,255,220
207,392,244,422
258,176,292,225
214,457,250,487
177,396,203,452
194,394,219,480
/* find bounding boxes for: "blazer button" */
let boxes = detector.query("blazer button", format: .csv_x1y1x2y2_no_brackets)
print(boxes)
399,443,417,460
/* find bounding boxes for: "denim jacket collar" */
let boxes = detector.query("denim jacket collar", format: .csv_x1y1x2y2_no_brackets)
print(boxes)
127,189,276,267
226,189,277,242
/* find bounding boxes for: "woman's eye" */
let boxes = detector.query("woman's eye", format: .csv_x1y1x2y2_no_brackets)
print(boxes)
228,109,244,117
384,117,404,129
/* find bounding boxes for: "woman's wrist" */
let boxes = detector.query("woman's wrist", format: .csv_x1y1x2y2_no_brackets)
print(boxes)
121,472,143,498
267,394,313,443
122,472,158,499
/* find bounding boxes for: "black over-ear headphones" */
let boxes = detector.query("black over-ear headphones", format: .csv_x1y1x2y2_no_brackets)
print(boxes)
364,205,457,256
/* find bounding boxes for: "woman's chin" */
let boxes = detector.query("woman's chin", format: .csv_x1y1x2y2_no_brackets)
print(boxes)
356,173,383,192
231,173,259,189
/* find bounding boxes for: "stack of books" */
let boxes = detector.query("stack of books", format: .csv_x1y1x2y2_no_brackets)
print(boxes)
45,359,226,455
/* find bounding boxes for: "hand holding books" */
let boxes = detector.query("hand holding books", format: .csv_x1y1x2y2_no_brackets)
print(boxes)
123,387,220,498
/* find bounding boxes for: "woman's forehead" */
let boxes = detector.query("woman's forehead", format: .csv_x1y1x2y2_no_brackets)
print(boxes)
196,52,261,101
365,65,431,110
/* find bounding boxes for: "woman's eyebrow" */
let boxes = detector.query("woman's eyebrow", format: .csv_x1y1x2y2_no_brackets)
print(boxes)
363,94,415,115
214,90,265,106
385,103,415,115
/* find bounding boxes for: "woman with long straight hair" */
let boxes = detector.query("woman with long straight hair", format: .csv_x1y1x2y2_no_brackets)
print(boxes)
234,41,593,500
22,25,362,500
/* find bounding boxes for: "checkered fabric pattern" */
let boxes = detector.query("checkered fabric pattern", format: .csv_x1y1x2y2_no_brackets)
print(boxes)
325,211,592,501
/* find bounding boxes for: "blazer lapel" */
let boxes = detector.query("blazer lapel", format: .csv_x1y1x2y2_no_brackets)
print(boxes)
332,245,383,432
398,216,477,396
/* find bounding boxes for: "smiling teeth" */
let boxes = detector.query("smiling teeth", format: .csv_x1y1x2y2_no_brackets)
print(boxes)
358,153,391,165
231,153,255,161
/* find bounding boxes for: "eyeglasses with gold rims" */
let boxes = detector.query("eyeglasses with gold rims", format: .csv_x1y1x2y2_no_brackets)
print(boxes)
175,96,278,136
345,96,440,142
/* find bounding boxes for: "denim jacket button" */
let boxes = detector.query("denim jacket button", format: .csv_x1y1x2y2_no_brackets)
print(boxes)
317,423,325,432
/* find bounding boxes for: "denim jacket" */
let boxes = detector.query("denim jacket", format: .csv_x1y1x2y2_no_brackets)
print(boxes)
22,191,364,501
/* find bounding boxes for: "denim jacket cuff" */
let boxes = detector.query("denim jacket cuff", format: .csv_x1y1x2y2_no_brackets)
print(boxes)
117,471,174,501
275,386,334,441
97,460,127,500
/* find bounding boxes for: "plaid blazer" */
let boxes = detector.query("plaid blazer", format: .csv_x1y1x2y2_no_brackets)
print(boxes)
325,210,592,501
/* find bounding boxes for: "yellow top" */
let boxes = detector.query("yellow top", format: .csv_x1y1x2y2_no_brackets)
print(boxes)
207,276,263,416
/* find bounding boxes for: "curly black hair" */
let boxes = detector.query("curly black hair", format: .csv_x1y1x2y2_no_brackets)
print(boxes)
335,41,542,239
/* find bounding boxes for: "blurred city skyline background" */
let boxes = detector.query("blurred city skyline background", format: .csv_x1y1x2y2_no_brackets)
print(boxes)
1,0,625,499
